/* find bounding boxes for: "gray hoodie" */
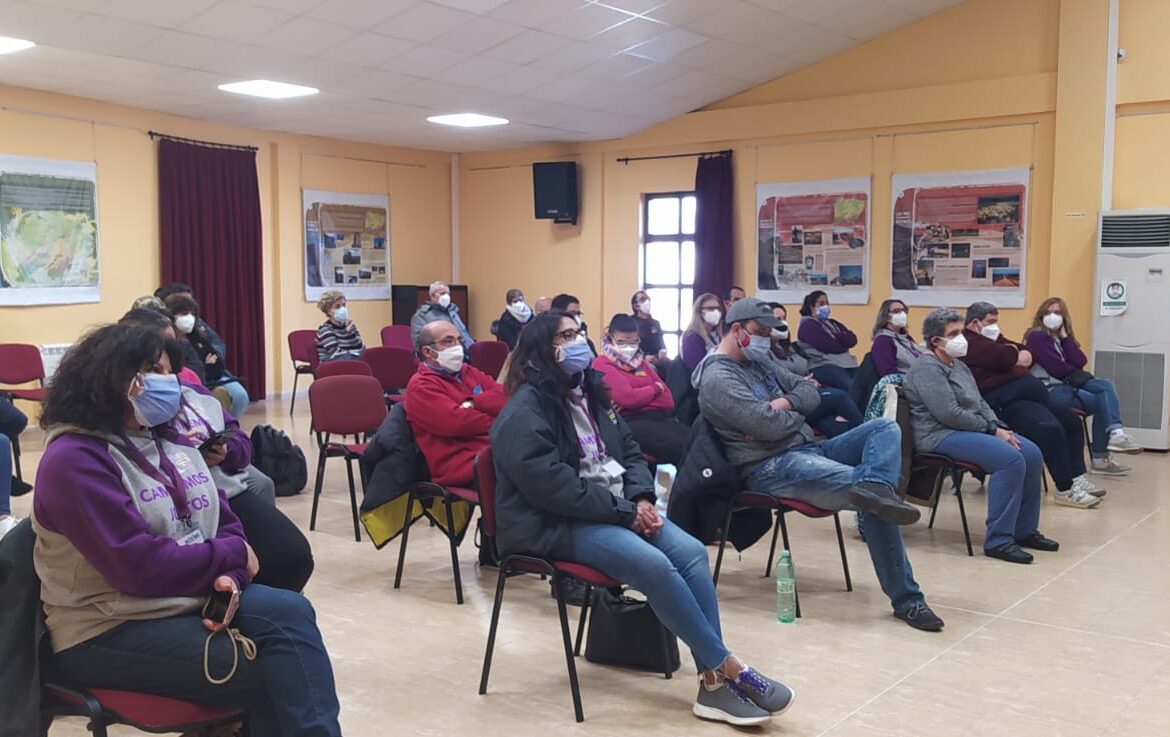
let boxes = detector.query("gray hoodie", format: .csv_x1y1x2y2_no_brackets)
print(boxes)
693,353,820,468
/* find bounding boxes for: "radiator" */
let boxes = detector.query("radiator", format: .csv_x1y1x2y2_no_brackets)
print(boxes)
39,343,72,381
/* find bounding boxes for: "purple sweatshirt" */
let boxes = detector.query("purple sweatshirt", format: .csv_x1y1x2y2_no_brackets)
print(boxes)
872,331,923,377
1024,331,1088,379
797,317,857,355
176,379,251,474
681,329,718,371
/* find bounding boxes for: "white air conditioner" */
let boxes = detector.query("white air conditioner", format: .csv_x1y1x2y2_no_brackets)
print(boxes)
1092,209,1170,451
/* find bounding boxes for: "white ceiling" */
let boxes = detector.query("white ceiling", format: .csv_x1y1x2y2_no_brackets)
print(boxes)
0,0,963,151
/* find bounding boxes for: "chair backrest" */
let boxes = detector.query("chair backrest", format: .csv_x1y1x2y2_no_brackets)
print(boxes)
308,375,387,436
315,359,373,380
0,343,45,386
380,325,413,350
475,448,498,537
287,330,319,369
361,346,417,393
468,341,509,380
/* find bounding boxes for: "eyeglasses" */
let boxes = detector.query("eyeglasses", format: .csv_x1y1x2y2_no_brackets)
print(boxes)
428,335,461,348
614,341,640,348
554,328,581,343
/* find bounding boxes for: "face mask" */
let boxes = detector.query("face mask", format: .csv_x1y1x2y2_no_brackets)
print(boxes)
433,345,464,373
128,373,181,428
638,300,651,314
941,334,968,358
743,333,773,364
772,321,790,341
615,344,639,361
557,337,593,375
816,305,831,320
507,301,532,322
980,323,1000,340
437,293,451,308
332,306,348,323
174,314,196,334
702,309,721,327
1043,313,1063,331
890,312,908,329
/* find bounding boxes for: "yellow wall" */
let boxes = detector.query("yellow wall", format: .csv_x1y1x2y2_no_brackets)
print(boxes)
0,84,451,395
1114,0,1170,211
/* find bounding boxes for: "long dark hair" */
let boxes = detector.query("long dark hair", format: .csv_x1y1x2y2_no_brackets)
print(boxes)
118,308,187,373
800,290,827,317
505,311,571,397
41,324,168,434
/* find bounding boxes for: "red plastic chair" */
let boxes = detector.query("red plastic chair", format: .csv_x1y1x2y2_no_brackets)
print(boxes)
287,330,319,415
475,449,673,722
361,346,417,404
0,343,46,402
380,325,413,350
468,341,509,380
308,375,386,541
41,682,240,737
713,491,852,618
314,359,372,380
912,453,986,556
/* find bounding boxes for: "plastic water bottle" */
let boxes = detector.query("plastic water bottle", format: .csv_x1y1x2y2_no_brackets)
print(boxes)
775,551,796,623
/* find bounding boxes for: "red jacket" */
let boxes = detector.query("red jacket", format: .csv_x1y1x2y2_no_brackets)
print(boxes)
959,328,1030,391
404,362,506,487
591,355,674,415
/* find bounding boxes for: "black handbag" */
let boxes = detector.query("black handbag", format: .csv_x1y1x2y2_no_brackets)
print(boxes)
1065,369,1094,390
584,588,680,673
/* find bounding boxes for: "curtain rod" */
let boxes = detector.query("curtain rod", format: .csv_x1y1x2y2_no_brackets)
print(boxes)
615,148,731,164
148,130,258,152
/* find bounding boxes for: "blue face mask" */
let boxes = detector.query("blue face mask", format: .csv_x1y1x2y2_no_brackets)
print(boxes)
816,305,831,320
332,306,349,323
743,334,773,364
129,373,181,428
557,338,593,375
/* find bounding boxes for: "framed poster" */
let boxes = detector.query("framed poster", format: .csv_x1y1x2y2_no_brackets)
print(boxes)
756,177,870,305
890,167,1029,308
0,154,100,305
303,189,390,301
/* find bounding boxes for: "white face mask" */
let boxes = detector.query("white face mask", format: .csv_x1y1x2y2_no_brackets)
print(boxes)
702,309,721,327
890,311,908,329
436,293,451,308
174,314,196,334
433,344,464,372
1043,313,1064,331
637,299,651,314
615,344,639,361
507,301,531,322
980,323,1001,340
942,334,969,358
772,321,790,340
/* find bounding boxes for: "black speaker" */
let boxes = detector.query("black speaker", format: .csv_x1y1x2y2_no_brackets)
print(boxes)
532,161,578,225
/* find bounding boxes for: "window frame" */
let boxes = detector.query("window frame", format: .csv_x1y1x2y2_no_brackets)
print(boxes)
639,190,697,358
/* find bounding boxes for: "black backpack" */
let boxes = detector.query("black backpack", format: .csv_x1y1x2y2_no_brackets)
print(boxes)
249,425,308,497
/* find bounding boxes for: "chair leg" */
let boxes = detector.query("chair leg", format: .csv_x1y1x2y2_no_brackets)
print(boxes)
763,509,782,577
712,500,736,586
394,488,417,589
657,621,673,680
443,497,464,605
12,435,22,482
309,444,328,531
927,470,945,529
778,512,799,618
954,480,973,557
833,513,853,592
479,564,509,695
573,583,592,656
290,371,300,415
553,574,586,723
344,456,361,542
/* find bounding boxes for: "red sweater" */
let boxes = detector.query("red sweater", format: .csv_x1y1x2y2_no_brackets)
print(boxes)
959,328,1030,391
591,355,674,415
404,362,506,487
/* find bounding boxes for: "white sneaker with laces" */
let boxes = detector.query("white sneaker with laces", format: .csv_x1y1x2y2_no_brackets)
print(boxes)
1054,487,1100,509
1108,430,1143,454
1090,457,1129,477
1073,475,1105,498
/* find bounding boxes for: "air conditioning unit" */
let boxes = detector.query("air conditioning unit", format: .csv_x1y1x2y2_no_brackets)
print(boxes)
1092,209,1170,451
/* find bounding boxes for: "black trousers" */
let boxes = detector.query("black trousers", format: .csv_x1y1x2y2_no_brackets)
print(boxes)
984,377,1086,491
230,475,315,593
623,410,690,466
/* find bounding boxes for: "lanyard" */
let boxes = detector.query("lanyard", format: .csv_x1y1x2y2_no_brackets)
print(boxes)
115,432,193,522
568,391,608,460
176,395,216,439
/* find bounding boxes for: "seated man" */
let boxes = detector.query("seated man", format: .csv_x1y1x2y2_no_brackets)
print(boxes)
551,293,597,354
696,299,943,632
533,295,553,316
411,280,474,349
404,320,506,488
960,302,1102,508
592,314,689,465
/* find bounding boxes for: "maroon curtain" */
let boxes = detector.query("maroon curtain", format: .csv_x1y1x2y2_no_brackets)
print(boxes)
158,138,265,398
693,153,734,299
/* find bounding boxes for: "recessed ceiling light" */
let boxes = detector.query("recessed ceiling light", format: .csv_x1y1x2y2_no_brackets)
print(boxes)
0,36,35,55
218,79,318,99
427,113,509,128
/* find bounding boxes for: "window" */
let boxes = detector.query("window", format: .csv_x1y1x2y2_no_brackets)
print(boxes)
639,191,696,358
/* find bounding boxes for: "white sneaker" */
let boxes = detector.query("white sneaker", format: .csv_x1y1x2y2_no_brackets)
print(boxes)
0,516,20,542
1073,475,1106,498
1054,488,1101,508
1108,430,1143,455
1090,457,1130,476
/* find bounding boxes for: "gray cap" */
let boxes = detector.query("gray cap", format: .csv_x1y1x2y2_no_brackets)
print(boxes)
724,298,782,328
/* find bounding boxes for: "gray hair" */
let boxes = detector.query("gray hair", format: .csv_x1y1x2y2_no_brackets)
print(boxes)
428,280,448,296
922,308,963,345
965,301,998,325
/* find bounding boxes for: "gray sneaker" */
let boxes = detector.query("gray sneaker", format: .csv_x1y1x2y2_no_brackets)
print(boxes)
1090,457,1129,478
693,679,771,726
1107,431,1143,454
730,667,796,714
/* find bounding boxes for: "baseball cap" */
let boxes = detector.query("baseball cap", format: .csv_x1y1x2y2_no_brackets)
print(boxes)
724,298,782,328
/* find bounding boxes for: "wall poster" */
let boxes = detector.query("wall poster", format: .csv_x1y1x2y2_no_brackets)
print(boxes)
0,154,100,305
303,189,390,301
756,177,871,305
890,167,1029,308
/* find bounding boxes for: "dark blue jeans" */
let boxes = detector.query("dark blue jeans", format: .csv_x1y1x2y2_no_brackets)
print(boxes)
1049,379,1123,459
810,365,856,392
54,585,341,737
807,386,863,438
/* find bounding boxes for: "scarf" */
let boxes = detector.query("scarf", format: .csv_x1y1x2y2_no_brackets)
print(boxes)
600,336,644,371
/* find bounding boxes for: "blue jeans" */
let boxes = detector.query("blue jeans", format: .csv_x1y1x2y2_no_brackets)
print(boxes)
807,387,863,438
810,364,856,392
54,585,341,737
744,418,925,615
569,515,729,672
932,432,1043,550
1049,379,1123,459
0,434,10,516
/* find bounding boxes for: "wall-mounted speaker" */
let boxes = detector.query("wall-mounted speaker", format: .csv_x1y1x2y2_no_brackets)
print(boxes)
532,161,578,225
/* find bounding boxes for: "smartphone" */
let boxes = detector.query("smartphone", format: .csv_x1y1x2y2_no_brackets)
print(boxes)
202,588,240,625
198,429,237,453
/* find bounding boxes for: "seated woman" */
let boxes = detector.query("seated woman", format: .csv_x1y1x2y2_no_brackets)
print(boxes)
871,299,923,377
796,290,858,391
491,312,793,726
1025,297,1141,476
630,290,667,366
492,288,532,350
315,290,365,363
680,293,724,372
592,314,689,465
904,309,1058,564
31,324,340,734
767,303,859,438
163,294,250,418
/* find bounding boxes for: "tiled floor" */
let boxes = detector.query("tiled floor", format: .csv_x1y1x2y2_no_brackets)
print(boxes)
15,395,1170,736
